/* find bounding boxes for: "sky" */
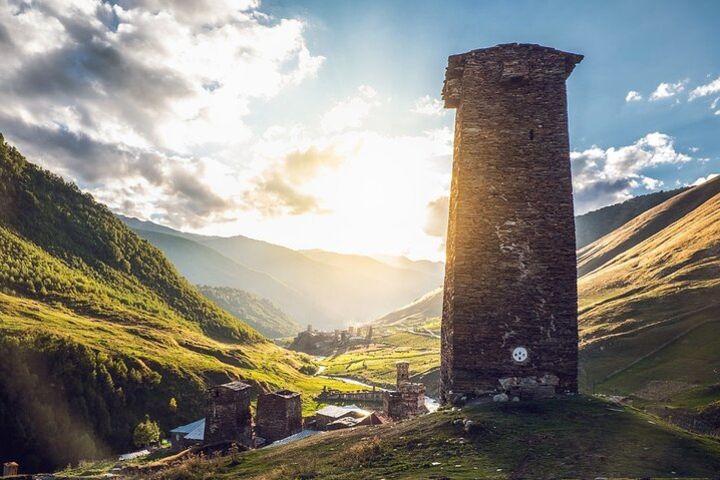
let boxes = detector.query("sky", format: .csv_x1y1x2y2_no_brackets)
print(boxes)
0,0,718,261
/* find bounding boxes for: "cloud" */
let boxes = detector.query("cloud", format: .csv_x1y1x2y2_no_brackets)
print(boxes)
320,85,380,134
424,196,449,237
641,176,664,190
0,0,323,229
625,91,643,102
649,80,688,101
245,146,343,216
571,132,692,214
689,76,720,100
691,173,719,186
412,95,447,116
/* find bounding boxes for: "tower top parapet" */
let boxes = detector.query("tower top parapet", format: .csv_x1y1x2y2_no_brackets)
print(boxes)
442,43,583,108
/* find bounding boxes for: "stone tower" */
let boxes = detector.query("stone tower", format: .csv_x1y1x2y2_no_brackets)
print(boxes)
385,361,428,420
396,361,410,388
439,44,582,404
203,380,253,447
256,389,302,443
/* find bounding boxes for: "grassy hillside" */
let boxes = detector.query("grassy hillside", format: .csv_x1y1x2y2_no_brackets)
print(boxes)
575,187,687,249
198,285,302,338
373,287,442,327
578,176,720,411
0,136,352,472
145,397,720,479
121,216,444,328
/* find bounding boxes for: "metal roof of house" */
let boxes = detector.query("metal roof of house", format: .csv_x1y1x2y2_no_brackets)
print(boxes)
184,420,206,441
170,418,205,435
267,429,320,448
315,405,369,418
328,416,364,428
218,380,252,391
265,389,300,399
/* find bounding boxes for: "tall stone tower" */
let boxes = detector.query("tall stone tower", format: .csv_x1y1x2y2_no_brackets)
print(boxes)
440,44,582,404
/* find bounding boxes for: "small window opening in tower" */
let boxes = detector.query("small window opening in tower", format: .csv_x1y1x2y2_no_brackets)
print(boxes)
529,129,535,141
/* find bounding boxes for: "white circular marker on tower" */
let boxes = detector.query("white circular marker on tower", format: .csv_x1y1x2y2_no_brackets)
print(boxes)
512,347,528,363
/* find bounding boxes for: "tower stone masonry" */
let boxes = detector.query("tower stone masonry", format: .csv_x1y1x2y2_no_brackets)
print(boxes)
384,361,427,420
396,361,410,388
439,43,582,404
256,389,302,443
203,380,253,447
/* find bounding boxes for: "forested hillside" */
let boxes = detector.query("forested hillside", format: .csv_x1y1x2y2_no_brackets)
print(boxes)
0,136,348,472
575,187,687,248
198,285,302,338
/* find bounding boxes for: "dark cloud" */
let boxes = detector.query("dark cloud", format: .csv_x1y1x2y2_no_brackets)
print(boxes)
424,195,449,237
167,166,234,216
0,116,236,226
572,178,634,214
2,8,193,144
0,22,13,49
0,113,159,183
248,174,323,216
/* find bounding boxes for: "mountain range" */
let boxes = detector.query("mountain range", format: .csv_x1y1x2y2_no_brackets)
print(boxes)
119,216,445,330
119,188,670,334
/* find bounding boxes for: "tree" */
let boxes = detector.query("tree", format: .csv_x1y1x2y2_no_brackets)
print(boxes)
133,415,161,448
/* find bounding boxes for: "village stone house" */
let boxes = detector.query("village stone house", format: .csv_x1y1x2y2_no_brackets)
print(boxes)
203,380,253,448
256,390,302,443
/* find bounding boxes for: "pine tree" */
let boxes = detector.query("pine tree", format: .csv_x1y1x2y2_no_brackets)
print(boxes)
133,415,161,448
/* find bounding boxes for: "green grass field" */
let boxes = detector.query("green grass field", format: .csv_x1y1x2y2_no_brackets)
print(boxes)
320,320,441,388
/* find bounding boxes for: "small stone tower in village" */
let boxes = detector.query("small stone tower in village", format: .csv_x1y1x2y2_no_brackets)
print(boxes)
440,44,582,403
256,390,302,443
385,361,427,420
396,361,410,388
203,380,253,447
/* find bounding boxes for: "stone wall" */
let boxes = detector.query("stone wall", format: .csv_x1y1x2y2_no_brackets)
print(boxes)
203,381,253,447
316,388,385,404
440,44,582,404
256,390,302,443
